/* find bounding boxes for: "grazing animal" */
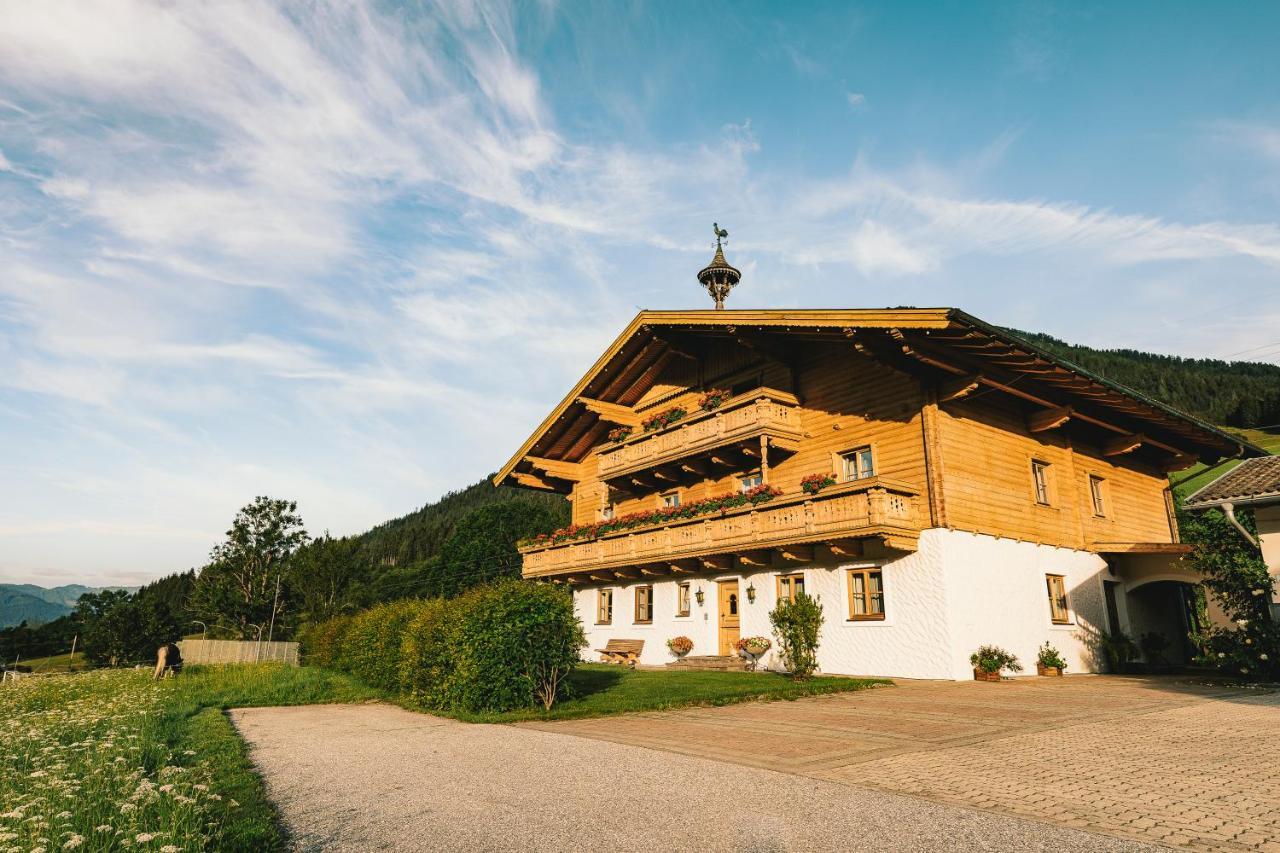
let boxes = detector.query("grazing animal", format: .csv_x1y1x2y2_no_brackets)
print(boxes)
153,642,183,679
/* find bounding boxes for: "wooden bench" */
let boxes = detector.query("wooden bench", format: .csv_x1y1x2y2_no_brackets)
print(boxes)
596,639,644,667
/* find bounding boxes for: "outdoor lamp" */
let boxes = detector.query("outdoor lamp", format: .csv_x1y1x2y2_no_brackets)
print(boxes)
695,586,705,605
746,582,756,603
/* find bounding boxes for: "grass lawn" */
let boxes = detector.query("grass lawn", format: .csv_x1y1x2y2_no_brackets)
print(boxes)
1,664,381,852
443,663,889,723
11,650,87,672
1171,426,1278,499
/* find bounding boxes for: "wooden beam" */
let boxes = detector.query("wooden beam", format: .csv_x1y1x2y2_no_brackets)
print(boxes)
1027,406,1072,434
639,567,668,577
525,456,583,481
576,397,640,426
513,472,561,492
668,561,698,574
699,554,733,571
778,544,814,563
588,572,615,582
938,373,982,403
612,568,638,580
652,469,679,483
708,454,737,470
826,538,864,559
679,459,709,478
1103,433,1144,456
737,550,771,568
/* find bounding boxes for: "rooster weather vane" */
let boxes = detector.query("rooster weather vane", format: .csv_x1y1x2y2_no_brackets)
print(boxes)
697,222,741,310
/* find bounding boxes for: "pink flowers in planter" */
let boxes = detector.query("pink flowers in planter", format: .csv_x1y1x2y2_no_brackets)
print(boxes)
800,473,838,495
519,484,784,548
697,388,731,411
607,426,633,443
667,636,693,656
641,407,687,432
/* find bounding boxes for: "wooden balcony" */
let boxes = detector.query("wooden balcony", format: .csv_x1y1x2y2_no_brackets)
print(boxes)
597,389,802,487
520,479,923,580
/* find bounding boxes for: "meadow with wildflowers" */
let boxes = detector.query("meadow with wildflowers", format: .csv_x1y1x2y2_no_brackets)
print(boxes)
1,665,380,852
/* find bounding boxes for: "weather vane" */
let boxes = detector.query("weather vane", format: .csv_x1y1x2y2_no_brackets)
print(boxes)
697,222,741,310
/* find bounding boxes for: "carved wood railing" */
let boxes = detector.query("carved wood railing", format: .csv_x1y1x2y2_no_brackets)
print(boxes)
597,390,802,480
521,479,921,577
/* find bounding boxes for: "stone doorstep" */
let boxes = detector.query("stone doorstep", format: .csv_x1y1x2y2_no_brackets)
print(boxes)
665,655,751,671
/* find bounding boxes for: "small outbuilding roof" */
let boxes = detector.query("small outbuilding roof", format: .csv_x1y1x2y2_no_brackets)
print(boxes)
1184,456,1280,509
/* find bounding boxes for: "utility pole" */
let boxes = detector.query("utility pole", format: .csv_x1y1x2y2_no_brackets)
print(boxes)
69,635,77,667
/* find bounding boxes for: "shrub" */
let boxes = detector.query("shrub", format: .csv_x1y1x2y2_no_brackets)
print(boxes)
1036,642,1067,671
336,600,424,692
298,614,353,668
437,580,586,713
398,598,453,702
770,592,823,677
970,645,1022,674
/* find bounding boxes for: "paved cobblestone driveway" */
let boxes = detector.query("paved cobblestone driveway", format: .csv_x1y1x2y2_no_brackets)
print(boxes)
522,676,1279,852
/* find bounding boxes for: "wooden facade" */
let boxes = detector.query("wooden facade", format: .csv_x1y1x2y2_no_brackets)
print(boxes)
498,310,1261,582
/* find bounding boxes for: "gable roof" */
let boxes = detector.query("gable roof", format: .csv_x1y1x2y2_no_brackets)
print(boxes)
495,307,1264,490
1184,456,1280,509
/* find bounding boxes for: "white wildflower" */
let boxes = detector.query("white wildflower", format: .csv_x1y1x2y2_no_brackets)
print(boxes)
93,827,111,834
119,803,136,814
54,813,71,820
62,835,83,849
1261,653,1270,661
134,833,154,843
1237,618,1249,627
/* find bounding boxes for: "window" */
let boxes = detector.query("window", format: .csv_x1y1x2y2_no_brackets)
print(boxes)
660,490,681,508
1031,460,1051,505
600,504,615,520
1046,574,1070,624
634,585,653,623
596,589,613,625
847,568,885,620
1088,475,1106,517
777,573,805,603
739,472,763,492
841,447,875,481
676,582,691,617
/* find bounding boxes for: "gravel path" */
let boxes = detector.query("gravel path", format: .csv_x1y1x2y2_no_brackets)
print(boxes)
230,703,1165,852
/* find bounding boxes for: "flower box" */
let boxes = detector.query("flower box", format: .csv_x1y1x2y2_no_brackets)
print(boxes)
697,388,731,411
641,407,686,432
1036,664,1063,677
973,669,1003,682
801,473,837,495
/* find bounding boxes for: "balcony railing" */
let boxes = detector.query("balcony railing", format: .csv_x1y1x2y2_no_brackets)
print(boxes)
520,479,922,578
597,390,802,482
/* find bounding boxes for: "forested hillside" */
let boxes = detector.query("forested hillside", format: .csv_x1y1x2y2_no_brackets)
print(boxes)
1012,330,1280,428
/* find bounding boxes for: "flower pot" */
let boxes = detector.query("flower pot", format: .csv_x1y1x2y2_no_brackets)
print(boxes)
1036,664,1063,677
973,668,1003,682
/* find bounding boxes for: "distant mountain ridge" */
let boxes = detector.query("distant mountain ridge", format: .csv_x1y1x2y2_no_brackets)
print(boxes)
0,583,136,629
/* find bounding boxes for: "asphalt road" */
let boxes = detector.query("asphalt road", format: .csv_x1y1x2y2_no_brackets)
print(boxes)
231,703,1165,852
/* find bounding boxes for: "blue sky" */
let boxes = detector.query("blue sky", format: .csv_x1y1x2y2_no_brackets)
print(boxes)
2,1,1279,585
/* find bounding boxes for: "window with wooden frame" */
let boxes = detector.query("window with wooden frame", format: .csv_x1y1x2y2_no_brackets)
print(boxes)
847,568,885,620
596,588,613,625
840,446,875,481
1045,574,1070,624
776,573,805,603
739,471,763,493
660,490,681,509
634,585,654,623
676,582,691,617
1088,474,1106,517
1031,459,1051,505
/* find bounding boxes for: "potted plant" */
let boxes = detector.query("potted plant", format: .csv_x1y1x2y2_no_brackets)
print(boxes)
736,636,772,671
698,388,731,411
969,645,1022,682
1036,642,1067,677
641,406,687,432
801,473,838,495
667,636,693,657
607,425,633,443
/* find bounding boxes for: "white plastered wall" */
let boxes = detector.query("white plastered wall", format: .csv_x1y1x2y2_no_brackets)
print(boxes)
572,527,1134,679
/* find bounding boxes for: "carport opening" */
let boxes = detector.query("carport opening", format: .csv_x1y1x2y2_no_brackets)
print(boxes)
1124,581,1203,669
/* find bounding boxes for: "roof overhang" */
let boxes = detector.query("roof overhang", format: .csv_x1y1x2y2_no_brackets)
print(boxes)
495,308,1265,491
1088,542,1195,555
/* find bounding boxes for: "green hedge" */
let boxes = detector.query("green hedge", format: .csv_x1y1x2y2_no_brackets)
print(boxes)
300,579,585,713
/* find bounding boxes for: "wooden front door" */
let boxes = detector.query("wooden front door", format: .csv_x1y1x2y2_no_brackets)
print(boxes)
717,580,741,656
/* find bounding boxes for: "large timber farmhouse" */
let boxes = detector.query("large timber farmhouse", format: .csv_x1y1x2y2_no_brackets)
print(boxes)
496,257,1263,679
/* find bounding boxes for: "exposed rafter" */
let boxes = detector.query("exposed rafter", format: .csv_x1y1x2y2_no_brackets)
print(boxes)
938,373,982,403
525,456,583,482
576,397,640,426
1027,406,1073,434
1103,433,1144,457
